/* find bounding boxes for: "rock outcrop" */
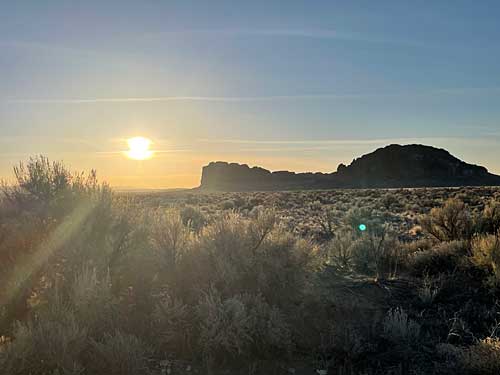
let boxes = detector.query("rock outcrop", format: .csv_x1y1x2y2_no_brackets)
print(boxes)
199,144,500,191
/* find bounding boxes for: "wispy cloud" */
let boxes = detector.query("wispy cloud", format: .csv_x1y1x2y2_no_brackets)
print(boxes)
142,28,425,47
4,94,367,104
0,40,103,57
433,87,500,95
197,137,457,146
0,136,101,150
6,87,500,105
196,136,500,154
96,149,192,156
0,27,419,68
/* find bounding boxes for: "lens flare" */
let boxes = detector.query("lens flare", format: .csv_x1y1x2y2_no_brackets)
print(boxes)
126,137,153,160
358,224,367,231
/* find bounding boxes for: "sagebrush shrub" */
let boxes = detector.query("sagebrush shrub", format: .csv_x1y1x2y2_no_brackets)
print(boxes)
0,312,87,375
196,289,253,364
69,266,120,338
240,293,293,358
192,211,316,306
344,206,386,237
417,273,440,305
221,199,235,210
458,337,500,375
382,307,421,345
381,193,400,210
350,230,402,278
5,156,108,221
180,206,206,232
90,330,152,375
0,156,111,333
151,209,190,271
316,209,339,239
408,240,469,276
196,289,292,366
326,230,355,272
152,294,193,355
470,234,500,287
316,323,371,369
479,200,500,235
420,198,474,241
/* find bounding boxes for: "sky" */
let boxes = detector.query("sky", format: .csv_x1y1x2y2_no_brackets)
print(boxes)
1,0,499,188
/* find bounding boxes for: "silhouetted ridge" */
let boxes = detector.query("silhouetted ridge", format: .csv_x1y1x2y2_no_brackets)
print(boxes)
199,144,500,191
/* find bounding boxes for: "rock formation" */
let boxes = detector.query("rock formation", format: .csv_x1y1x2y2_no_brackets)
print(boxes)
199,144,500,191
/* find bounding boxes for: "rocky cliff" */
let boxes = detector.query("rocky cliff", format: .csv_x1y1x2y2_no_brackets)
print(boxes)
199,144,500,191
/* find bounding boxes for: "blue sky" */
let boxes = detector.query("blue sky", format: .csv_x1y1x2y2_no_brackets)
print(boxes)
1,1,499,188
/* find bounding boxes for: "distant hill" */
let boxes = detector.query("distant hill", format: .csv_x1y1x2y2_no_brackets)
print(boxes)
199,144,500,191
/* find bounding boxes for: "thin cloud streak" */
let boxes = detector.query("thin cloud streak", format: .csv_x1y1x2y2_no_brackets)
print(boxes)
95,149,193,156
5,94,367,104
6,87,500,105
197,137,457,146
0,136,98,147
142,28,426,47
0,40,106,58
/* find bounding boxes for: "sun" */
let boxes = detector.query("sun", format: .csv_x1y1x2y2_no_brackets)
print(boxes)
126,137,154,160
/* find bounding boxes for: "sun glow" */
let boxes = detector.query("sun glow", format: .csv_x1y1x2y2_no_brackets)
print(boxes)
126,137,154,160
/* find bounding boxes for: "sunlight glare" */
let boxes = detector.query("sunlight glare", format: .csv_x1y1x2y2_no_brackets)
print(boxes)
126,137,154,160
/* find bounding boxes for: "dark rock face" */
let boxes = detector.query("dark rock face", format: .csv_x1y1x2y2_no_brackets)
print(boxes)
334,144,495,188
199,144,500,191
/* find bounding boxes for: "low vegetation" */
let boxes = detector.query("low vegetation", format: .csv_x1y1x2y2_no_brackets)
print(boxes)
1,156,500,374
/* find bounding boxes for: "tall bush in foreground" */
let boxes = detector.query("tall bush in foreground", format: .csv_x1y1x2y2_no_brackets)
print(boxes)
470,233,500,288
196,289,292,367
193,210,317,306
420,198,474,241
478,200,500,235
0,312,88,375
0,156,112,335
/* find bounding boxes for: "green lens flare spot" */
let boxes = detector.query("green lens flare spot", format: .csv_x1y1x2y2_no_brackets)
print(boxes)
358,224,367,231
